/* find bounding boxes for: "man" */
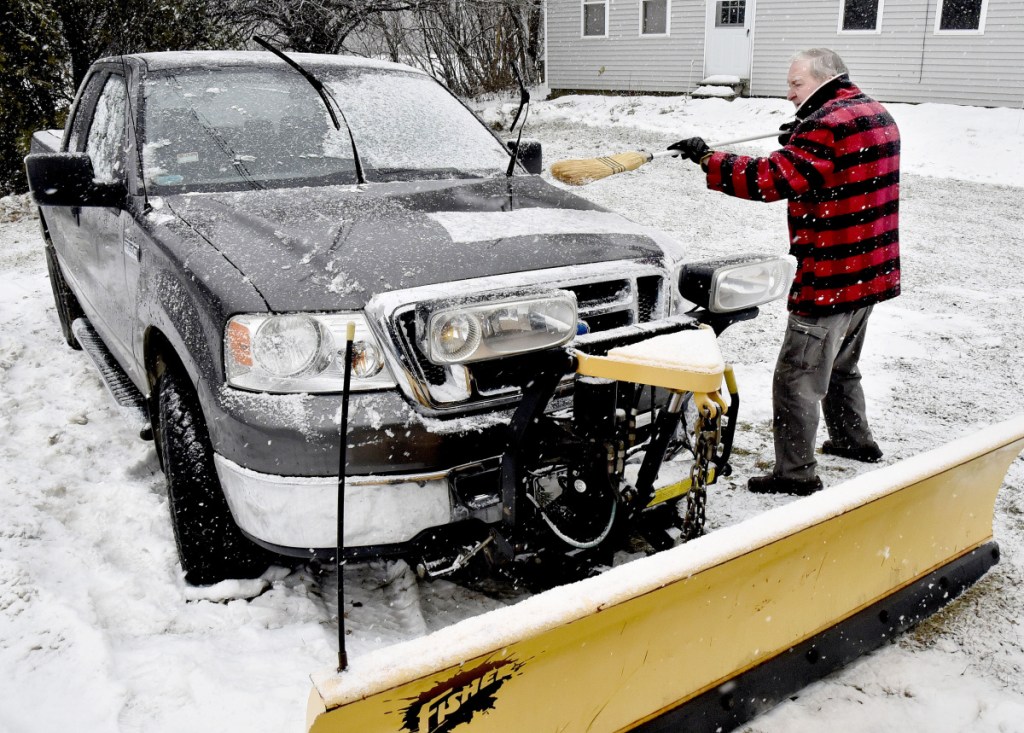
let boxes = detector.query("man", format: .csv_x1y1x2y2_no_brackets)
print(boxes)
670,48,900,496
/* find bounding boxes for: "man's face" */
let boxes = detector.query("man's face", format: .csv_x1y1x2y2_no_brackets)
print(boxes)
787,59,823,107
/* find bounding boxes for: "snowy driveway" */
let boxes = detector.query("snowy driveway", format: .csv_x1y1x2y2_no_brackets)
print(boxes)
2,99,1023,732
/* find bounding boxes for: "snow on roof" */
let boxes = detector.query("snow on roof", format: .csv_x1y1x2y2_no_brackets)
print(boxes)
100,50,424,75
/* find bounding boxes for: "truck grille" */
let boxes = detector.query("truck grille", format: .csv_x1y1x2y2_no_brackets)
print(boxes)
388,269,668,410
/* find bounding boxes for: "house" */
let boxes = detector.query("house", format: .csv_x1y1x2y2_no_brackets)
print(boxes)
545,0,1024,107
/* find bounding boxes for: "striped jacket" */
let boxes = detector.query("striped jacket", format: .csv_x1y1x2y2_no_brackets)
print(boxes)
704,75,901,316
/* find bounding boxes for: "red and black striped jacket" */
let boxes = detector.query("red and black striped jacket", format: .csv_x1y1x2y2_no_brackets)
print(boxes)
704,75,901,316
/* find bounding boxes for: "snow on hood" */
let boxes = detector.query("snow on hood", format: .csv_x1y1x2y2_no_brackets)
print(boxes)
428,207,678,245
160,176,682,311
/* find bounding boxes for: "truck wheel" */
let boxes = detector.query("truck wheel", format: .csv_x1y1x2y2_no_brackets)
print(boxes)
44,244,83,350
156,365,274,585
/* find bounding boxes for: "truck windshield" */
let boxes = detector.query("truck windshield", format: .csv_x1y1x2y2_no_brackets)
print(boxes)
141,65,513,193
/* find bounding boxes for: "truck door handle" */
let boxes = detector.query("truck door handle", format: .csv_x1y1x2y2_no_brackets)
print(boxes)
123,238,141,262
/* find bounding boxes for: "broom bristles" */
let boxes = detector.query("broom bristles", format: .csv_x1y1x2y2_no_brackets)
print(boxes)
550,151,652,186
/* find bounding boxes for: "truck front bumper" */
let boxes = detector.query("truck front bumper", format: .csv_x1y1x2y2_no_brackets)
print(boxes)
214,454,454,552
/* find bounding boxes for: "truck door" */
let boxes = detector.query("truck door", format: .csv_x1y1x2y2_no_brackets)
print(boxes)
45,71,109,294
704,0,753,80
76,71,136,368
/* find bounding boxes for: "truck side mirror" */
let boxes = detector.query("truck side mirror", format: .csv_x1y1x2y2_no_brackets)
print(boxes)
24,153,127,209
506,138,543,175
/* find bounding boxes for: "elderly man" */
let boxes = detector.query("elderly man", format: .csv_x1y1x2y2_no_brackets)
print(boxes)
671,48,901,495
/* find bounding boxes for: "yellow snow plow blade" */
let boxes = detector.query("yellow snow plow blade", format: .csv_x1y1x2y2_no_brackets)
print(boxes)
574,325,725,395
307,416,1024,733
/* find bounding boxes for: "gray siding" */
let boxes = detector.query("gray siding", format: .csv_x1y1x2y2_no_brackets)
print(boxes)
547,0,705,92
547,0,1024,107
751,0,1024,107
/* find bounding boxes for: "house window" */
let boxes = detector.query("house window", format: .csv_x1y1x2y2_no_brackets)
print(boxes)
936,0,987,31
716,0,745,27
642,0,669,35
583,0,607,36
840,0,882,32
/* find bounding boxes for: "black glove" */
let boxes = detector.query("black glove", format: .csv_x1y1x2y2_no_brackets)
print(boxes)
777,120,797,146
667,137,710,165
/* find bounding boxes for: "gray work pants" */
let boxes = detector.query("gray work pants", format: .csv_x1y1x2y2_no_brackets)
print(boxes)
772,305,876,480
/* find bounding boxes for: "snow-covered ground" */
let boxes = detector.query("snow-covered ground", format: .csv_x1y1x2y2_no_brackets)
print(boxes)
2,91,1023,732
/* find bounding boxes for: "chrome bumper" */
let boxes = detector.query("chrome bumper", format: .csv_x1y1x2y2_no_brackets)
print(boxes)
214,454,453,549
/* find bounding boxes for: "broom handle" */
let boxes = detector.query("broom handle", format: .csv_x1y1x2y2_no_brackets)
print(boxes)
651,129,785,159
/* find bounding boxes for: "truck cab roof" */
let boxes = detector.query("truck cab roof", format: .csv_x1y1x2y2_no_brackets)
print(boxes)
96,50,425,76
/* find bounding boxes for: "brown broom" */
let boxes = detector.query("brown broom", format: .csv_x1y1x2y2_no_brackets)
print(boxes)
550,129,785,186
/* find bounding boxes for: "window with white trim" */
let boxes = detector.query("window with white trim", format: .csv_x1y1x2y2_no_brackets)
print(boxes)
936,0,987,31
583,0,607,36
840,0,883,32
641,0,669,35
715,0,745,27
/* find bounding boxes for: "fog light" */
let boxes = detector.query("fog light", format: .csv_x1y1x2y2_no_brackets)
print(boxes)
679,255,795,313
418,291,577,365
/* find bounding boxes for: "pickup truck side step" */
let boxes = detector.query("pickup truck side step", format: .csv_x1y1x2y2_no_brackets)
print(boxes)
71,318,152,440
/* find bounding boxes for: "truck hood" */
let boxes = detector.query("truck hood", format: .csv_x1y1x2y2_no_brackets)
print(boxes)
161,176,684,311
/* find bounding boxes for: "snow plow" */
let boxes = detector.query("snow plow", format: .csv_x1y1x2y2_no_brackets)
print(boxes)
306,319,1024,732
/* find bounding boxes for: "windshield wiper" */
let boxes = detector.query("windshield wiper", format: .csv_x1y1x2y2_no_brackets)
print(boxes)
253,36,366,184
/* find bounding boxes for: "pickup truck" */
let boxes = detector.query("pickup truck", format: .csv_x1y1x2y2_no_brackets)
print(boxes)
25,50,793,585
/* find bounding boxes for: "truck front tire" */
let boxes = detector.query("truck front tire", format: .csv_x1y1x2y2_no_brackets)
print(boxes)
156,365,275,585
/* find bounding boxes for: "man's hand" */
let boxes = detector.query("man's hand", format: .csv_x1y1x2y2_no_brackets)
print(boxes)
668,137,710,165
777,120,797,146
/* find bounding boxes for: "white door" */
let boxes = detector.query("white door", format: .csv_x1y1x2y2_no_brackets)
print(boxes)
704,0,753,80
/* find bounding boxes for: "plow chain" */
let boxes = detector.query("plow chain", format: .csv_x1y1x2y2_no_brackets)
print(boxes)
683,406,721,541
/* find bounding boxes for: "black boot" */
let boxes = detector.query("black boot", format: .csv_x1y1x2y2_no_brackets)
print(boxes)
822,440,883,463
747,474,823,496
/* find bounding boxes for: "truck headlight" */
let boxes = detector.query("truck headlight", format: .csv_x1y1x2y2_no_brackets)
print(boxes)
418,292,578,365
225,313,396,393
252,315,333,377
679,255,795,313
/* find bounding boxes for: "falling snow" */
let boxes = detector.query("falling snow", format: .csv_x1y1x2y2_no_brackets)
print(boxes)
2,88,1023,733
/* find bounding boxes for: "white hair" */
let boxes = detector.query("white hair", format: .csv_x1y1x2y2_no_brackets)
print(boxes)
791,48,850,81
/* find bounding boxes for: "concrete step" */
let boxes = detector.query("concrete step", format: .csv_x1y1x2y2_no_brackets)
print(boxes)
693,75,746,100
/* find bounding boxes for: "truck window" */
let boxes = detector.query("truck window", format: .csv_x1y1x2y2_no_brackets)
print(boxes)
140,66,512,193
84,74,128,183
66,72,110,154
142,68,359,192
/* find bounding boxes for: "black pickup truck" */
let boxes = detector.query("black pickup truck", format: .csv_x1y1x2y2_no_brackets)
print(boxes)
26,51,792,585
